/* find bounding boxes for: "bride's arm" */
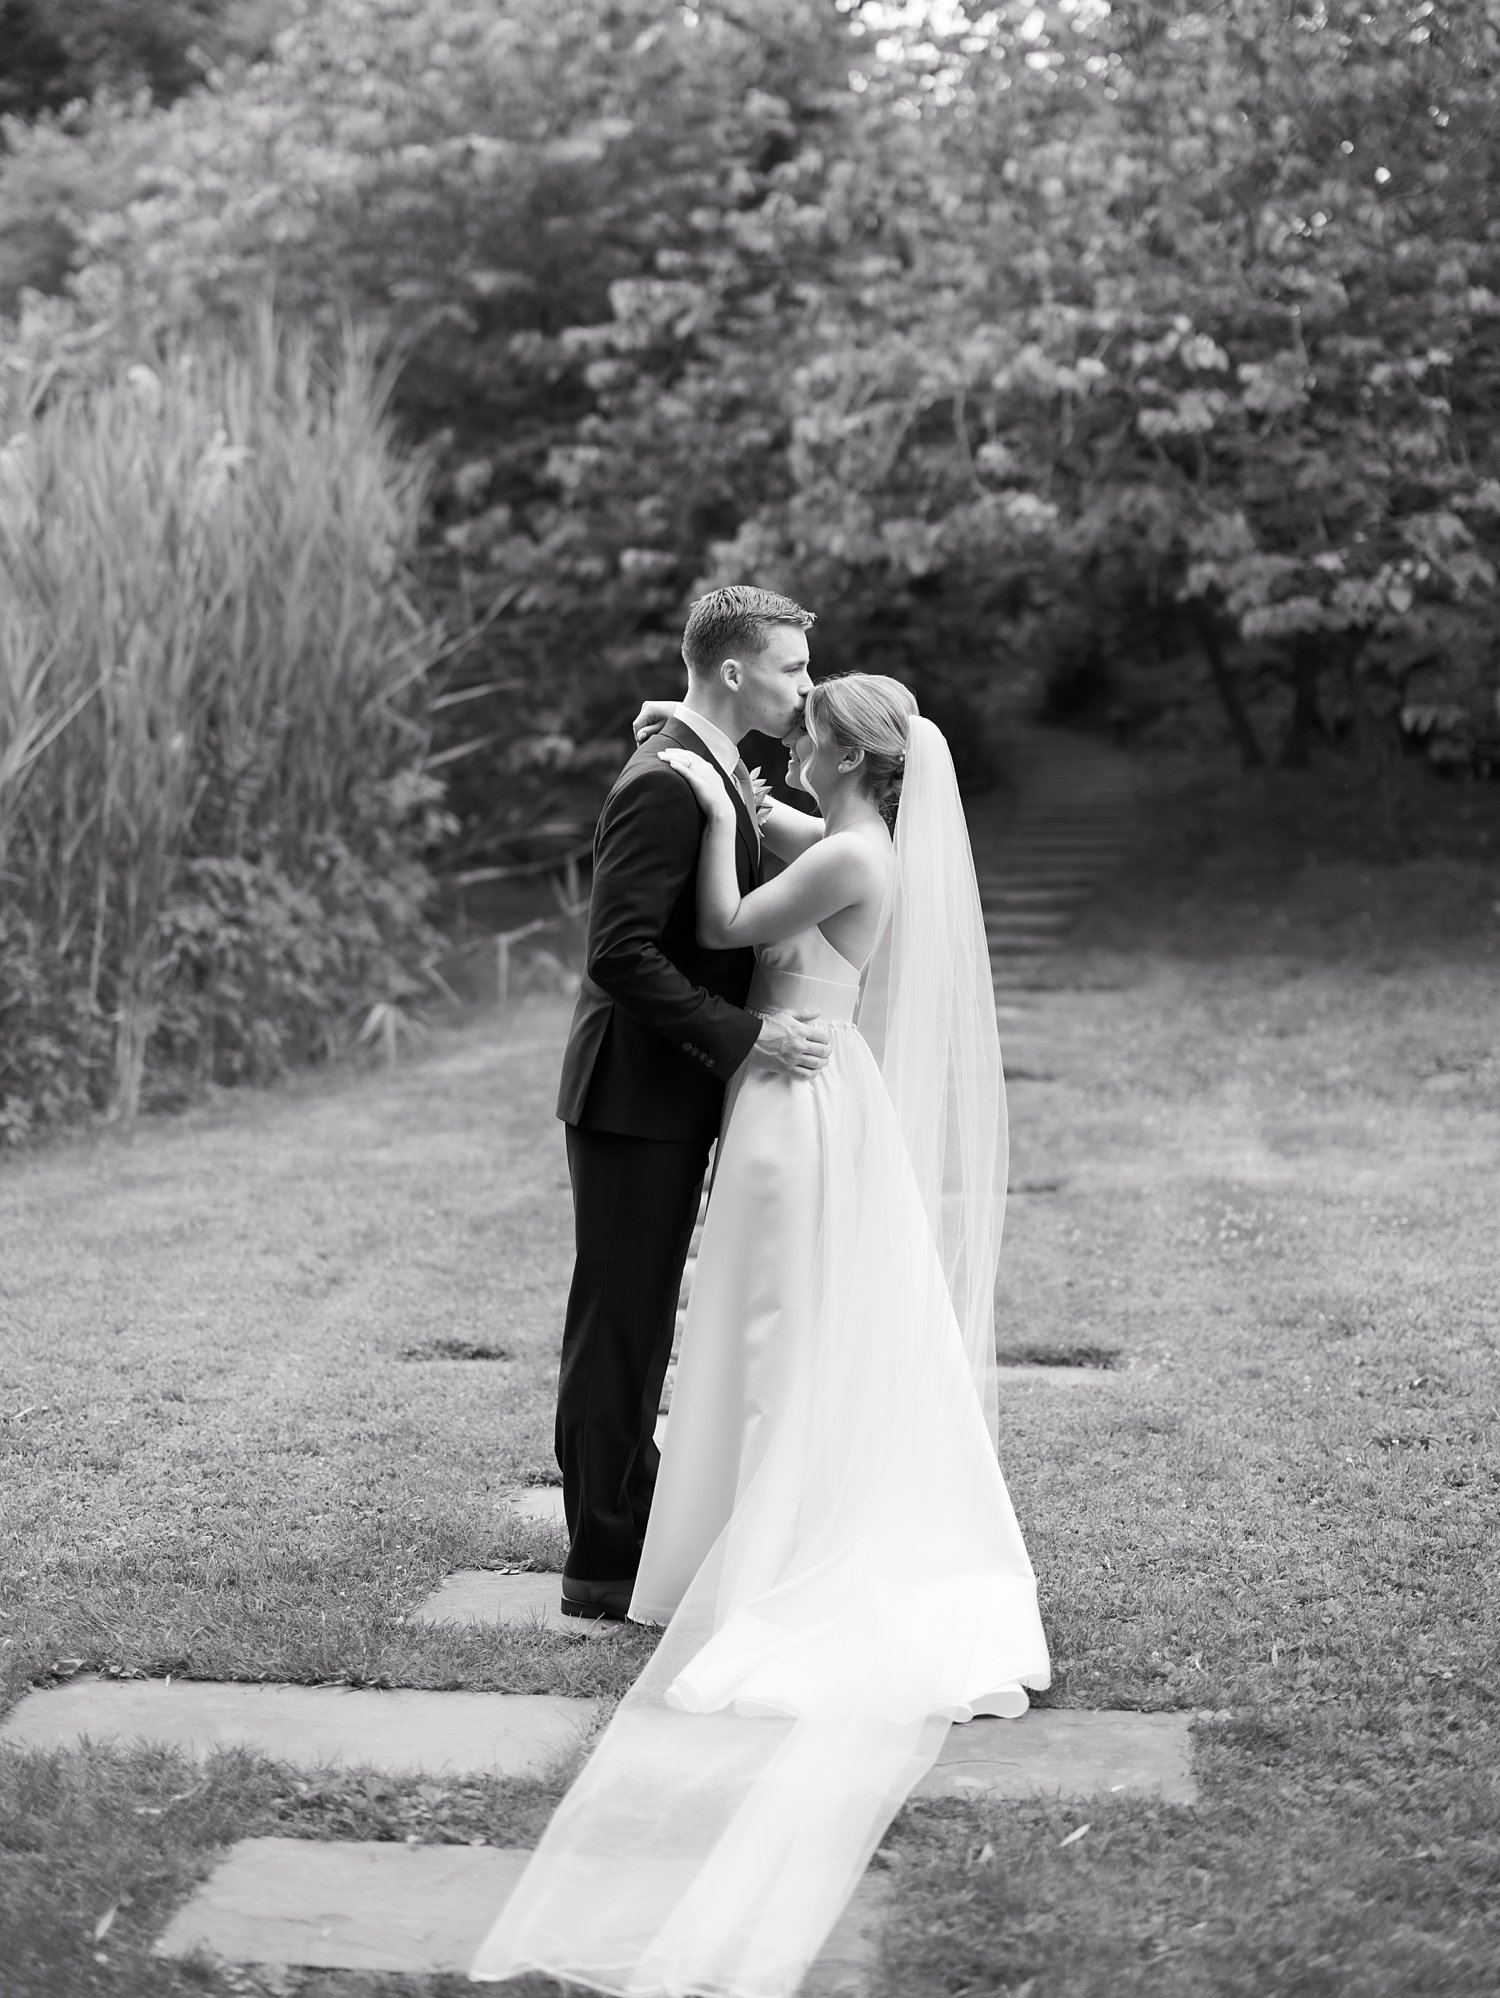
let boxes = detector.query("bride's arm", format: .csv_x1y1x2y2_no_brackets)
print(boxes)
658,749,878,950
631,699,827,860
758,797,825,862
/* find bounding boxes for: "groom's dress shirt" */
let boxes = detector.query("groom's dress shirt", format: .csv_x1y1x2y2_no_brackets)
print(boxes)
675,703,761,854
556,711,764,1144
672,702,739,777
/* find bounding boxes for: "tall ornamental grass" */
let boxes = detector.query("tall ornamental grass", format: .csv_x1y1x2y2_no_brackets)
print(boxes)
0,305,450,1137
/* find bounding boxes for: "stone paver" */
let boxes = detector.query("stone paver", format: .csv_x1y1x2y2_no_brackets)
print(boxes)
4,1676,1189,1813
916,1708,1196,1804
505,1484,566,1527
156,1839,522,1975
994,1363,1117,1387
153,1836,890,1992
0,1678,599,1778
412,1569,625,1638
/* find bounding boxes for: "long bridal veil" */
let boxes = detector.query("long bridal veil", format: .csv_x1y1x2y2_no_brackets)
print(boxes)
470,714,1045,1998
858,715,1008,1448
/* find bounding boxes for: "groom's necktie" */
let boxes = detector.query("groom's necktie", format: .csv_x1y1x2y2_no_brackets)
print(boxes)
731,758,762,860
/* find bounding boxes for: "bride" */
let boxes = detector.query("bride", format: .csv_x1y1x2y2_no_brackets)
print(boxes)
472,674,1050,1997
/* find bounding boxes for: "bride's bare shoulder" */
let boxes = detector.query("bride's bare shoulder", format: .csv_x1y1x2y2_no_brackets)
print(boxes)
815,826,891,890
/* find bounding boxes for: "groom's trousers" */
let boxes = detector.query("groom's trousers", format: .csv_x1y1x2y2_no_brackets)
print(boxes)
556,1125,709,1582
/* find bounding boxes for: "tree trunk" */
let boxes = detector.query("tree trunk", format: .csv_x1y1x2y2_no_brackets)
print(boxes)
1279,637,1321,768
1345,649,1410,858
1196,614,1265,769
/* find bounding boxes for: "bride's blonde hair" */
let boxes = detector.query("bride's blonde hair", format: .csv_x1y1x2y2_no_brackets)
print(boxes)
804,674,919,828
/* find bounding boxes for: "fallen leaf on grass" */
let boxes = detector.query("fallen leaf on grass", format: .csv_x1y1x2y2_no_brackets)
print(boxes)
135,1784,201,1816
1058,1824,1091,1849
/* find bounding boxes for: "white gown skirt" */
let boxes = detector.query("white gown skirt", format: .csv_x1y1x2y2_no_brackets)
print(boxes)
472,966,1050,1997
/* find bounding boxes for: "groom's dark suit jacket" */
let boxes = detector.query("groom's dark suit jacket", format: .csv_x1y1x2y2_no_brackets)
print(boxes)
557,716,763,1145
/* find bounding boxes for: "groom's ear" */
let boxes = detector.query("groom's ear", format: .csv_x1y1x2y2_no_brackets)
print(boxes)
719,656,744,691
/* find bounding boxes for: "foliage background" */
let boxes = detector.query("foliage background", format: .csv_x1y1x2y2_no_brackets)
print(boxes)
1,0,1497,1134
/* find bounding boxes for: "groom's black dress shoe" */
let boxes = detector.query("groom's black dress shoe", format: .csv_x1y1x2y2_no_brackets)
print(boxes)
560,1576,636,1622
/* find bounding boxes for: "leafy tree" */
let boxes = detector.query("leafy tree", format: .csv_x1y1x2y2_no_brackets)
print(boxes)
0,0,897,847
3,0,1496,877
0,0,274,121
723,0,1500,790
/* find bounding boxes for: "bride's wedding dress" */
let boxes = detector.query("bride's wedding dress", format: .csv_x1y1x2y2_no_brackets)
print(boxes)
472,720,1050,1997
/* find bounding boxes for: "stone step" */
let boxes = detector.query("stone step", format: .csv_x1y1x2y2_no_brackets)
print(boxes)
986,843,1117,857
981,870,1097,884
153,1837,890,1993
505,1485,566,1527
984,869,1111,887
917,1706,1193,1802
0,1679,601,1776
4,1674,1194,1807
995,849,1123,866
995,1363,1115,1385
990,821,1123,835
999,822,1131,838
982,870,1099,886
1009,814,1131,828
413,1570,625,1638
981,896,1083,912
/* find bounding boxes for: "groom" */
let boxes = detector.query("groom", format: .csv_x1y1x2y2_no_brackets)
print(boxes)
553,585,831,1620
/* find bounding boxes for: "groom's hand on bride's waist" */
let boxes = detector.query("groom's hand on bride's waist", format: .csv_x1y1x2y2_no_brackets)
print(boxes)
751,1010,832,1076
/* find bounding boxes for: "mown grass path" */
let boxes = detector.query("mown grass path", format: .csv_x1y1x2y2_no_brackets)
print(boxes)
3,744,1499,1996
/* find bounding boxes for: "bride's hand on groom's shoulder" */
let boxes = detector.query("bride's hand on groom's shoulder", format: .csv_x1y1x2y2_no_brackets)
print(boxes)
657,747,734,820
632,699,678,745
752,1010,832,1077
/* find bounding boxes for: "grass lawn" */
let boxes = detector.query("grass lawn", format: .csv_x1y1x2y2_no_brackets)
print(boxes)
2,744,1498,1996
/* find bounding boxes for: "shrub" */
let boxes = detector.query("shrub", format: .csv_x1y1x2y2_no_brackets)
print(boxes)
0,301,449,1137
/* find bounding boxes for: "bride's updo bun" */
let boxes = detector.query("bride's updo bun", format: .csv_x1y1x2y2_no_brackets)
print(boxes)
804,674,919,829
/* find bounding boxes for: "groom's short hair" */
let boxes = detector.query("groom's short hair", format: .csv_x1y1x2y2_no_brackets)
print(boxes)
682,586,816,675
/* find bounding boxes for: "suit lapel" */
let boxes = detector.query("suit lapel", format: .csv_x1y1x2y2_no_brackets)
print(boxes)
657,717,759,879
